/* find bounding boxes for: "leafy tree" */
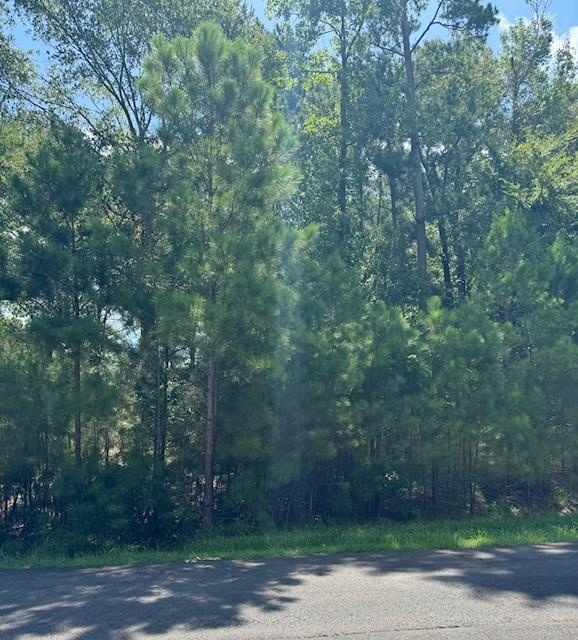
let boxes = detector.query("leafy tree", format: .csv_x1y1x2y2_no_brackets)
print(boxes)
9,123,114,464
270,0,374,254
417,39,502,304
371,0,497,302
140,22,293,525
15,0,266,138
0,2,31,108
15,0,274,479
271,229,371,522
1,0,578,548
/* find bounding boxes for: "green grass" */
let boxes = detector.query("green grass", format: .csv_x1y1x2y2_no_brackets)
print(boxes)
1,512,577,570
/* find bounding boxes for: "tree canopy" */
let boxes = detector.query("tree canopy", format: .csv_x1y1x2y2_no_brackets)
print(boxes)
0,0,577,549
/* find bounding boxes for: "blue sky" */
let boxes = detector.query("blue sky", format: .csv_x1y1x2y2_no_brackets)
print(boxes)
249,0,578,27
250,0,578,51
9,1,578,58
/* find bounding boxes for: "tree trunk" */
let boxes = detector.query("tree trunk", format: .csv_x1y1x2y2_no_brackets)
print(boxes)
154,343,169,474
377,172,384,226
139,315,160,457
388,171,399,229
72,282,82,466
431,462,438,510
73,345,82,465
408,429,415,506
138,182,161,462
437,220,454,307
455,237,467,300
468,438,475,515
71,216,82,466
338,16,349,249
105,427,110,465
386,140,399,229
203,357,217,526
401,0,428,303
159,344,169,465
511,67,521,143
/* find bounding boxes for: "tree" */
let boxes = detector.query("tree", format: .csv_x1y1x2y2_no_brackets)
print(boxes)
500,10,553,142
372,0,497,303
0,2,31,109
15,0,266,139
10,123,112,464
417,39,502,304
270,0,372,253
141,22,293,525
15,0,273,477
2,0,578,549
271,229,371,522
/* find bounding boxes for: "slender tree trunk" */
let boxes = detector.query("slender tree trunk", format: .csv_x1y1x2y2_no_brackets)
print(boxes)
468,438,476,515
408,429,415,506
511,71,521,143
437,220,454,307
138,186,161,462
71,215,82,466
357,169,365,229
386,140,398,229
401,0,428,302
104,427,110,465
72,283,82,466
377,171,384,226
43,413,49,474
202,78,217,525
159,344,169,465
139,315,159,457
153,343,169,474
455,237,467,300
338,18,349,249
154,337,161,463
388,171,399,229
203,356,217,526
73,345,81,465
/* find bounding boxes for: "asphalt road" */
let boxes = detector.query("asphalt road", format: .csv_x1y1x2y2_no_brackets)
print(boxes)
0,543,577,640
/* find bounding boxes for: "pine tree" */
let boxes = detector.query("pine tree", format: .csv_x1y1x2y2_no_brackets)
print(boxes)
141,23,294,525
10,123,113,465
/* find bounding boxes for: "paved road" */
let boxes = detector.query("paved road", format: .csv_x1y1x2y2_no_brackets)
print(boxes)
0,544,577,639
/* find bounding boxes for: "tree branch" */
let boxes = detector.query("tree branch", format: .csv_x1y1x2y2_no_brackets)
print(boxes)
411,0,445,53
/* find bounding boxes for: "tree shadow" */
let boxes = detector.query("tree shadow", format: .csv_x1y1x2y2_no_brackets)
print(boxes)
351,543,578,603
0,544,576,639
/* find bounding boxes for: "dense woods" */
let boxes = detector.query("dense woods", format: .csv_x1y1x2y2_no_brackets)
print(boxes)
1,0,577,551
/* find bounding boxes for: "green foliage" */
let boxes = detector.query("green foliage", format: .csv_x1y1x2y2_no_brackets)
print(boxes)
1,1,577,553
1,513,577,568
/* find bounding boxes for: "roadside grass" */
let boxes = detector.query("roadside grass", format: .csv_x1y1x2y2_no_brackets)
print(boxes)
1,512,577,570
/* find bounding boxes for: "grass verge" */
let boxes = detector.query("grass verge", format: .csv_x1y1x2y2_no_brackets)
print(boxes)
1,512,577,570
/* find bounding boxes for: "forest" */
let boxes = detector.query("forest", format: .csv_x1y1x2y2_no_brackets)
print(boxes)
0,0,577,553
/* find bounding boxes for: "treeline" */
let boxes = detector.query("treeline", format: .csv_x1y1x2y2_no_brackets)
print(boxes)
1,0,577,551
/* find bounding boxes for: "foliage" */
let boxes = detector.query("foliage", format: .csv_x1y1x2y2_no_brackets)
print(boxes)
1,512,577,568
0,1,577,551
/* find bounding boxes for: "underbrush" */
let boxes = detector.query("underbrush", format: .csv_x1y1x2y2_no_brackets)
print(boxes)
1,512,577,569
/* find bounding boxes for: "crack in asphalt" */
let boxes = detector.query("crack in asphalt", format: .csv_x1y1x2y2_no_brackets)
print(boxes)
258,617,578,640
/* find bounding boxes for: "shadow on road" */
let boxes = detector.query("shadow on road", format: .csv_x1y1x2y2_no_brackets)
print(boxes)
0,543,576,638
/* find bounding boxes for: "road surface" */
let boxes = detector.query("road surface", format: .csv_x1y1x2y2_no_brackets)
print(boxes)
0,544,577,639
